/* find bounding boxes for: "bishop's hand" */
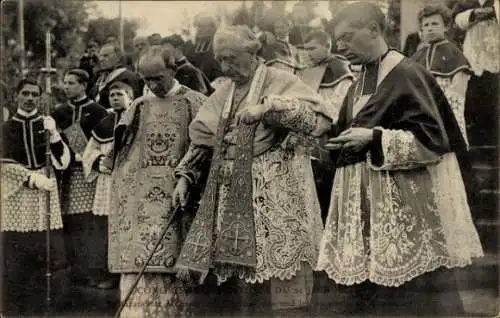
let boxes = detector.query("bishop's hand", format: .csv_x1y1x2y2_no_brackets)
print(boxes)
172,176,190,208
325,127,373,151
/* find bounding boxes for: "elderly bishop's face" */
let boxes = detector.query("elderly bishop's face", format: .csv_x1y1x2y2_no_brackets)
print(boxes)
139,56,175,97
215,49,255,85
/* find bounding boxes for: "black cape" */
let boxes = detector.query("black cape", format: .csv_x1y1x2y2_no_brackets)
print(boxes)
175,58,214,96
411,39,472,77
332,50,467,167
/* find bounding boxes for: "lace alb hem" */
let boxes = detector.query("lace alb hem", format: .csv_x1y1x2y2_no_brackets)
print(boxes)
1,223,64,233
215,257,317,285
318,254,484,287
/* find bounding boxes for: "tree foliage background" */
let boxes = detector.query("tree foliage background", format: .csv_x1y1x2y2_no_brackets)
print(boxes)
1,0,140,104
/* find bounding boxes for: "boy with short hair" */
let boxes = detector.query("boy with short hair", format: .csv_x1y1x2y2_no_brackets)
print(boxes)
411,5,473,148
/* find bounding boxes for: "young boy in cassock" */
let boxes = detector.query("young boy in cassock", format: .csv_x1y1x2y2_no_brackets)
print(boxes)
411,5,473,148
318,2,483,315
2,78,70,314
81,81,135,289
52,69,108,287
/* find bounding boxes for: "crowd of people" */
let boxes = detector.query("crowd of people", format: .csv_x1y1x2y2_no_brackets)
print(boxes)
1,1,499,317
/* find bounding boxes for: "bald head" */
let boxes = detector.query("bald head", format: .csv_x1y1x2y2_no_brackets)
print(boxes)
137,46,176,97
137,45,176,74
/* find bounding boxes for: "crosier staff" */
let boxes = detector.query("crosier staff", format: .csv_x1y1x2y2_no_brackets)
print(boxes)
40,23,57,317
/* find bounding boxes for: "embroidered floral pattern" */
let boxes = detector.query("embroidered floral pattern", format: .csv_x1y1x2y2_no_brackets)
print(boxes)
263,96,318,135
213,147,323,284
109,93,200,273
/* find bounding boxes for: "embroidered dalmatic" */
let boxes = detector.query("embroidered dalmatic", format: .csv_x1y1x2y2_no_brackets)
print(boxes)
412,39,473,148
108,82,206,317
52,97,107,215
174,64,332,310
2,110,70,232
317,50,484,287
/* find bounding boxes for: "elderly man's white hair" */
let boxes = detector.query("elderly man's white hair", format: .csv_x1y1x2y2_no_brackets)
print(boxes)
213,25,262,54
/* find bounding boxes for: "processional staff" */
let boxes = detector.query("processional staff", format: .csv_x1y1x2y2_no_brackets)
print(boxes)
40,21,57,317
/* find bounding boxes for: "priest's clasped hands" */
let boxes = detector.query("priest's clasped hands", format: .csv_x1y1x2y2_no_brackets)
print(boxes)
325,127,373,151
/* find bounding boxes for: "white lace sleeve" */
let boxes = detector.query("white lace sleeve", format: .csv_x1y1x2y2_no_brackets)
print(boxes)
455,9,474,30
443,72,470,148
367,128,442,171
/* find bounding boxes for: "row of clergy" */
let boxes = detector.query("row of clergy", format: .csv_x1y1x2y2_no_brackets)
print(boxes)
1,3,486,317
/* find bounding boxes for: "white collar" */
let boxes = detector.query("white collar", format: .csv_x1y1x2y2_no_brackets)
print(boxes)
17,108,38,117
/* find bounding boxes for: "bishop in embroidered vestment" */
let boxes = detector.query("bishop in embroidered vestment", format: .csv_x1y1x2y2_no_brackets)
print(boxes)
52,69,109,286
2,79,70,314
107,46,206,318
317,3,483,315
173,25,332,316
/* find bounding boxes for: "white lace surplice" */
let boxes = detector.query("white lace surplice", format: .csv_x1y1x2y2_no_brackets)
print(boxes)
456,10,500,75
1,164,63,232
317,129,484,287
435,72,470,149
82,137,114,216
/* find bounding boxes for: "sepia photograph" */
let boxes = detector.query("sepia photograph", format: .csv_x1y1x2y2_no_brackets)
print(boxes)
0,0,498,317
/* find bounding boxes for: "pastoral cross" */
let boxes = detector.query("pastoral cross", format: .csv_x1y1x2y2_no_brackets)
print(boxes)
222,222,251,254
187,233,210,256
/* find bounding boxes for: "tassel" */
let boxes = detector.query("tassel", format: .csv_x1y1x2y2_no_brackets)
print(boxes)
175,268,192,282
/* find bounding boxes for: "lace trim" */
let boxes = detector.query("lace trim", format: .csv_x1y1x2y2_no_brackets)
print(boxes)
214,148,322,285
264,96,317,135
319,256,480,287
368,129,441,170
435,76,469,148
462,20,500,75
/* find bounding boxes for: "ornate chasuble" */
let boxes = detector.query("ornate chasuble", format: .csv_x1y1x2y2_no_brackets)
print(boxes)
176,64,328,290
108,85,204,273
317,50,483,287
176,66,267,281
53,97,107,215
1,113,65,231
